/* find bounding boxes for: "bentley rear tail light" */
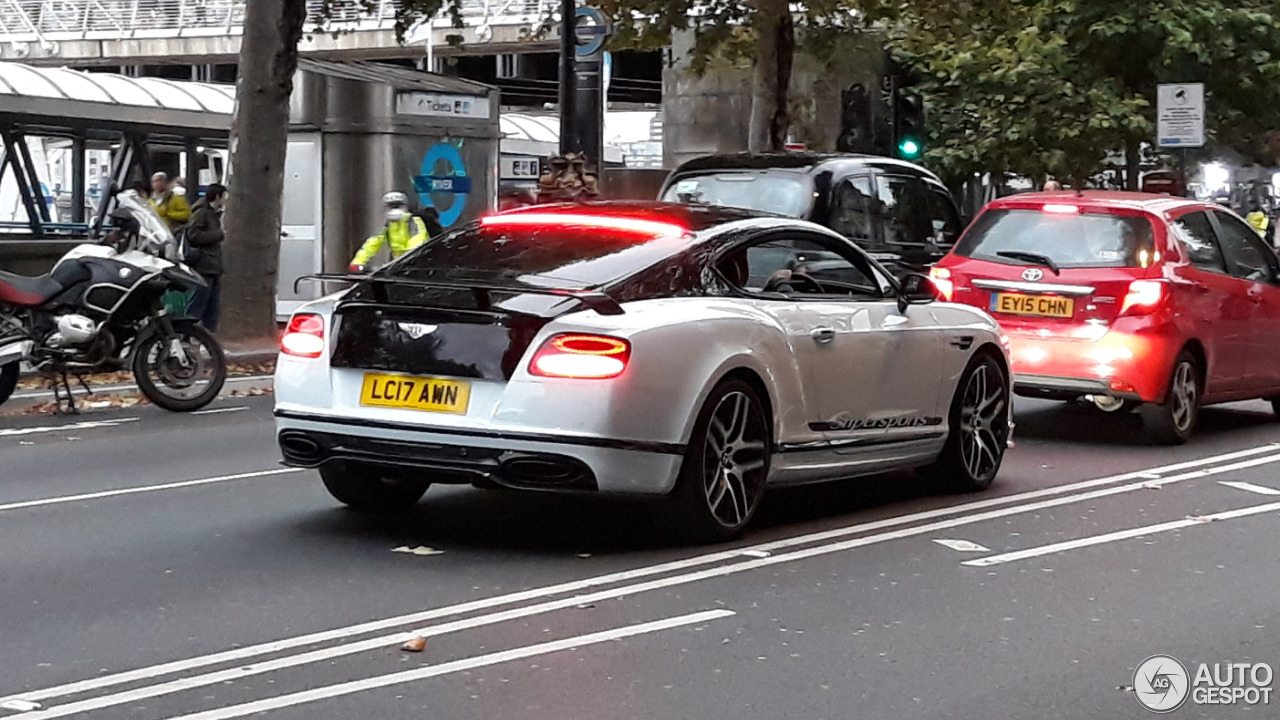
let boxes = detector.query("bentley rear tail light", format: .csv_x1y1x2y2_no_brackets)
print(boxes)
530,334,631,379
929,267,955,301
281,313,325,358
1119,280,1168,316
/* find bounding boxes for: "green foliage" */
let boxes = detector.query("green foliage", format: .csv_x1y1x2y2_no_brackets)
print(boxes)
883,0,1280,180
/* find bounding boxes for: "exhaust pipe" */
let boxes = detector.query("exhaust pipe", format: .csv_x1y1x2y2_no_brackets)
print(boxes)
501,457,588,487
278,431,324,464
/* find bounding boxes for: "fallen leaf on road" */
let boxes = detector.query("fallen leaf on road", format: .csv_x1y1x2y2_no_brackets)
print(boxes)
1185,515,1215,523
248,387,265,396
0,700,42,712
392,545,445,556
576,553,592,558
400,637,427,653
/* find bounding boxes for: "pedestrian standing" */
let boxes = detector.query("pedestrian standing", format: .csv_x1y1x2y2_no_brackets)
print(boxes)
150,172,191,231
184,184,227,332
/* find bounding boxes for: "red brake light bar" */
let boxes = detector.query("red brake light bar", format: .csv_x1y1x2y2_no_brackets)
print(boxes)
482,213,687,238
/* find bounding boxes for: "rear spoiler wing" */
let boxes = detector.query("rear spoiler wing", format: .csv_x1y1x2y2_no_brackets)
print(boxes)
293,273,624,316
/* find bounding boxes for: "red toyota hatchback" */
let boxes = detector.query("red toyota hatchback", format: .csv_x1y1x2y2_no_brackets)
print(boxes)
931,191,1280,444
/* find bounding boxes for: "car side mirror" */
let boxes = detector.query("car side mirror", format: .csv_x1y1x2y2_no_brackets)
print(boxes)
897,272,937,312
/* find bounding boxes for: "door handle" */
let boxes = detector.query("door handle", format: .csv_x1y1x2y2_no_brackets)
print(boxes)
811,327,836,344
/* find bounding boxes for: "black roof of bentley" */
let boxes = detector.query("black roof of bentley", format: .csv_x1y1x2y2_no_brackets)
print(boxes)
492,200,778,233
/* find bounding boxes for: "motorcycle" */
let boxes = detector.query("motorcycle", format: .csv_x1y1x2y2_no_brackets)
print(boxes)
0,190,227,413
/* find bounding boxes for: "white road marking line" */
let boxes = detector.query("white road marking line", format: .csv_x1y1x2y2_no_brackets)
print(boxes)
190,407,250,416
0,469,301,514
0,418,138,438
5,442,1277,707
165,610,737,720
933,539,991,553
9,375,274,401
0,700,41,712
1219,481,1280,496
962,500,1280,568
11,586,738,719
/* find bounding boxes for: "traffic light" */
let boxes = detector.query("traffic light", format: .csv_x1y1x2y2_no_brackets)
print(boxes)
837,83,872,153
893,89,925,160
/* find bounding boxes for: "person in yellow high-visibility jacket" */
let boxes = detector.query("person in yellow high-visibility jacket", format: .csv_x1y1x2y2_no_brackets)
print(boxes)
348,192,429,272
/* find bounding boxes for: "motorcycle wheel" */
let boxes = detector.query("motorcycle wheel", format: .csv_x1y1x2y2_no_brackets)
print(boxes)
132,323,227,412
0,361,17,406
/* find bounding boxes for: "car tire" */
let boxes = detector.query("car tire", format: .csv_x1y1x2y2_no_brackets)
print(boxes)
923,352,1011,492
0,361,18,407
319,462,430,514
1141,351,1201,446
671,378,771,543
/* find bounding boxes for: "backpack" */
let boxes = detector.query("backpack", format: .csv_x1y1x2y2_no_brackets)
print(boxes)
416,207,444,238
174,225,201,266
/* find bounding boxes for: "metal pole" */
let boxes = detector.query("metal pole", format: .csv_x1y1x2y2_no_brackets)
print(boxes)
558,0,577,155
71,133,86,224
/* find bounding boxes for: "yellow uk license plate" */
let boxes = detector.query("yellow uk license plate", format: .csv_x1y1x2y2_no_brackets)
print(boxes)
990,293,1074,318
359,373,471,414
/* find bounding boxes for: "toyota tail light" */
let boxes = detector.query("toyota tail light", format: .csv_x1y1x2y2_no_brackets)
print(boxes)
1119,280,1168,316
281,313,325,358
529,334,631,379
929,267,955,301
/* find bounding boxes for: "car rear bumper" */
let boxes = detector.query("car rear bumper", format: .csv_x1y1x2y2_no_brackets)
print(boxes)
274,410,686,495
1013,373,1143,401
1007,331,1178,403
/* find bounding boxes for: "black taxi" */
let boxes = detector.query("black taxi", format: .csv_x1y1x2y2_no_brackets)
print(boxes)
659,153,964,276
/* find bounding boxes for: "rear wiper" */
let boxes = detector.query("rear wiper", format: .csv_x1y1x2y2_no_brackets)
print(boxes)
996,251,1060,276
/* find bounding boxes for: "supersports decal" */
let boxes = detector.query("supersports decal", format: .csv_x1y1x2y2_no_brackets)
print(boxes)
809,414,944,432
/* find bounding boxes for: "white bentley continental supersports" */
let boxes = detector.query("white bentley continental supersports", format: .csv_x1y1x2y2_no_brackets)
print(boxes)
274,202,1013,541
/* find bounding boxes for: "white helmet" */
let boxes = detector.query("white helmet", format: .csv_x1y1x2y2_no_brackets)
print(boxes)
382,191,408,208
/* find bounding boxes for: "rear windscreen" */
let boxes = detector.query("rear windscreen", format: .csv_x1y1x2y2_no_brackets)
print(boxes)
954,209,1158,268
384,222,690,290
661,172,812,217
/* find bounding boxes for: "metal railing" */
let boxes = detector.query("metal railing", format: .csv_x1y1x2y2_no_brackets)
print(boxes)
0,0,552,42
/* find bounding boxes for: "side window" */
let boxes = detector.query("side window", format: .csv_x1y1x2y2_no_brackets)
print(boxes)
876,175,932,246
925,185,963,243
715,235,887,298
829,175,875,242
1214,211,1279,282
1171,212,1227,274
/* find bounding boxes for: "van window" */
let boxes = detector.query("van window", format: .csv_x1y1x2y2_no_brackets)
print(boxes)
829,176,875,241
662,172,813,217
876,175,933,246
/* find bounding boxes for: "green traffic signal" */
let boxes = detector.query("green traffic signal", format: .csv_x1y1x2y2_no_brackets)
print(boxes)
898,139,921,158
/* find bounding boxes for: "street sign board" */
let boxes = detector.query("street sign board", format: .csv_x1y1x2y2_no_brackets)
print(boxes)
1157,83,1205,148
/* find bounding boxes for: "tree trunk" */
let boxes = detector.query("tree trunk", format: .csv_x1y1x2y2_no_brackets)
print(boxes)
220,0,307,344
1124,136,1141,191
748,2,794,152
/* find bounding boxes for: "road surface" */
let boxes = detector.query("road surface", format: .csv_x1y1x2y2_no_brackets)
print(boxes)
1,396,1278,719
